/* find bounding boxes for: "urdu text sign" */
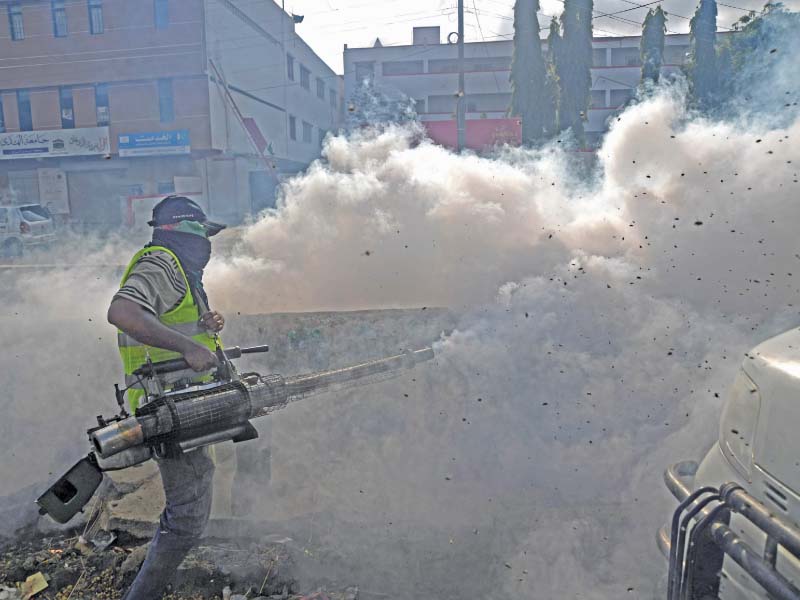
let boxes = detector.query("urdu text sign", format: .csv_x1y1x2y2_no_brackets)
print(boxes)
0,127,110,159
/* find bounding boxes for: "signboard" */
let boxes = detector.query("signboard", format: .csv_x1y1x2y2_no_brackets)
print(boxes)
37,168,70,214
118,130,191,157
0,127,110,160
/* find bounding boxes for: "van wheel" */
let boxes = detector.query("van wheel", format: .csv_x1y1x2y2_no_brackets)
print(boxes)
3,239,23,258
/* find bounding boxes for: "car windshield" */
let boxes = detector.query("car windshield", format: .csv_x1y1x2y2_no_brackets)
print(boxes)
19,206,49,222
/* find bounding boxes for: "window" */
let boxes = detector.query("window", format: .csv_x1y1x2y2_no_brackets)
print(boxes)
590,90,607,108
316,77,325,100
302,121,312,143
0,95,5,133
354,61,375,84
592,48,607,67
329,88,337,108
609,88,634,107
287,54,295,81
154,0,168,29
288,115,296,141
51,0,67,37
8,4,24,41
157,181,175,194
95,83,110,126
0,208,7,224
60,87,74,128
318,128,327,145
158,79,174,123
300,65,310,91
414,98,426,114
610,47,640,67
88,0,103,34
663,45,689,65
428,56,510,73
382,60,424,76
17,90,32,131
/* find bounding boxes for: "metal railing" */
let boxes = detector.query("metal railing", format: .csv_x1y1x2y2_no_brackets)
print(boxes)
663,462,800,600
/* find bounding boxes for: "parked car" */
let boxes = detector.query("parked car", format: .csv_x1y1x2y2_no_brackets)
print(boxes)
658,328,800,599
0,204,57,257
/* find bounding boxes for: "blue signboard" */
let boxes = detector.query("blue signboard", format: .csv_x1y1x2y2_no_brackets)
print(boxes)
118,130,191,157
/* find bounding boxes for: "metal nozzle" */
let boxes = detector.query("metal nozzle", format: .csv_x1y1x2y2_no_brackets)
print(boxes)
90,417,144,458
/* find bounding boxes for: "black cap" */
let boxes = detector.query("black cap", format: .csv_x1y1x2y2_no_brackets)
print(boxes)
148,195,226,236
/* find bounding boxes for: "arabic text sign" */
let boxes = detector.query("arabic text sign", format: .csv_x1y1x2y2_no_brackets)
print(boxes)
0,127,110,160
118,130,191,157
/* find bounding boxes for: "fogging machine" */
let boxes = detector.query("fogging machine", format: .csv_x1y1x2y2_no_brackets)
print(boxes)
36,342,434,524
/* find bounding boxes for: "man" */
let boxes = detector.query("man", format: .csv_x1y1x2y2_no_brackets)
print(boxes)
107,195,226,600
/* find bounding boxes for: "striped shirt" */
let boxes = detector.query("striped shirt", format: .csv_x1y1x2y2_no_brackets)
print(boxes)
115,250,191,317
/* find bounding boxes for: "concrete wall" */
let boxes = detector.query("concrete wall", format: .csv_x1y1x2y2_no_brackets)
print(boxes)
205,0,344,165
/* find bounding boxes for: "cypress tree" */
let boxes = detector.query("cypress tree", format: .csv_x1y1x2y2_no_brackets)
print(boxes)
544,17,561,135
510,0,551,144
687,0,718,108
556,0,593,142
640,6,667,85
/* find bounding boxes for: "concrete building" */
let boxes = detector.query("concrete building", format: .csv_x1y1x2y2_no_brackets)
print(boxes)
343,26,693,150
0,0,343,229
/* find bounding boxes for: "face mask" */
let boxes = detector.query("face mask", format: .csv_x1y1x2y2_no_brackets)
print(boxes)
151,222,212,277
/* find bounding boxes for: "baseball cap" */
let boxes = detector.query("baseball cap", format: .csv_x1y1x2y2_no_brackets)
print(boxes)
147,195,226,236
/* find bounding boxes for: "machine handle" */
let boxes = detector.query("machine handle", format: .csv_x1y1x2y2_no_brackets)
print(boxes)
133,344,269,377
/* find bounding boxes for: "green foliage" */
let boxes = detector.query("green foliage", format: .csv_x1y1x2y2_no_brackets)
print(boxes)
509,0,554,144
544,18,561,136
640,7,667,85
554,0,593,142
686,0,718,109
716,2,800,109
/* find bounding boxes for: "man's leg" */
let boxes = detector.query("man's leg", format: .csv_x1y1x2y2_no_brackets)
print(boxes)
122,447,214,600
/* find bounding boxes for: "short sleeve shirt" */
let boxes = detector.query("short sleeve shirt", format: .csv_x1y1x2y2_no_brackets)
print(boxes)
114,250,190,317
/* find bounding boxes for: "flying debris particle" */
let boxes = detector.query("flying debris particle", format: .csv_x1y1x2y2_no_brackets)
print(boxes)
364,250,371,256
694,221,703,226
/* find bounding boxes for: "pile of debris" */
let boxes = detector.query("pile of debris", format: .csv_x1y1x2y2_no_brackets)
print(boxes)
0,528,358,600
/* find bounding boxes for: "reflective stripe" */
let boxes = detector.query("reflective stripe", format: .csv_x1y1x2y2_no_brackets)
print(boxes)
117,320,207,347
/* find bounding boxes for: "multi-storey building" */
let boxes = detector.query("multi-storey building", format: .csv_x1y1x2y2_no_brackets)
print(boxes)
343,26,694,151
0,0,343,228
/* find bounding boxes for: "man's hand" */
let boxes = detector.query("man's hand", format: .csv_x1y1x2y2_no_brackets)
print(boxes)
183,343,218,372
200,310,225,333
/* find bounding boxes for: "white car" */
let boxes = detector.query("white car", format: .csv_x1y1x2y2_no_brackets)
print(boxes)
0,204,57,257
659,328,800,599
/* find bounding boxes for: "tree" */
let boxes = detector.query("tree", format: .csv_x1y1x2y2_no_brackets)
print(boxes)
715,3,800,118
640,6,667,85
544,17,562,135
509,0,552,144
555,0,593,142
686,0,718,109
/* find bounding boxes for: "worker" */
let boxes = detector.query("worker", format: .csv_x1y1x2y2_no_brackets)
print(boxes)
107,195,226,600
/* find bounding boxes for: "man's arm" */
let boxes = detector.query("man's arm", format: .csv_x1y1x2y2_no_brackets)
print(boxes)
108,298,217,371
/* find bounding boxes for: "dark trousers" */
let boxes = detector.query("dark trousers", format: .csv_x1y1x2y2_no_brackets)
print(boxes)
122,447,215,600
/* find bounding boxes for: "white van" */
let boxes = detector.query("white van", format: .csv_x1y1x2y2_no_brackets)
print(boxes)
0,204,57,257
659,328,800,599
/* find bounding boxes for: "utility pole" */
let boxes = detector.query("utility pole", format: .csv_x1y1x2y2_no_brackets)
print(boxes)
456,0,466,152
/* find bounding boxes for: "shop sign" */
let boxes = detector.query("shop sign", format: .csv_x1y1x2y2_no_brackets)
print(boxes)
118,130,191,157
0,127,110,160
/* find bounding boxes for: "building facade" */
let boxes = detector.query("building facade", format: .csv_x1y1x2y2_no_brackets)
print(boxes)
343,27,692,150
0,0,343,229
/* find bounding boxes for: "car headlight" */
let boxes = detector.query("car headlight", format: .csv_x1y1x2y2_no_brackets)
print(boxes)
719,369,761,482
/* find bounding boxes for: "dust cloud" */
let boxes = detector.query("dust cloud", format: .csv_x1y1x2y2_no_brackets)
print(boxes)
1,38,799,600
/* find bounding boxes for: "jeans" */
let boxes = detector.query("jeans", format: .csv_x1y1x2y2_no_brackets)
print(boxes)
122,447,215,600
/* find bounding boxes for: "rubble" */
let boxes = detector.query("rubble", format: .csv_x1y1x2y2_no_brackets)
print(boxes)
0,529,359,600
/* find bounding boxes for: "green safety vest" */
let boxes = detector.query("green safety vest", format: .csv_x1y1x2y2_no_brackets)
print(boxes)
117,245,218,413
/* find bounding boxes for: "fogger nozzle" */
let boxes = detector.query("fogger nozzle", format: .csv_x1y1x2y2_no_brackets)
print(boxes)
91,418,144,458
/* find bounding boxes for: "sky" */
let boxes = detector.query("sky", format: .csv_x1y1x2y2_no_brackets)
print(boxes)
280,0,800,73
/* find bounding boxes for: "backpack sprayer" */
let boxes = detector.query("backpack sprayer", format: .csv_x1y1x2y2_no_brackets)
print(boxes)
36,342,435,524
